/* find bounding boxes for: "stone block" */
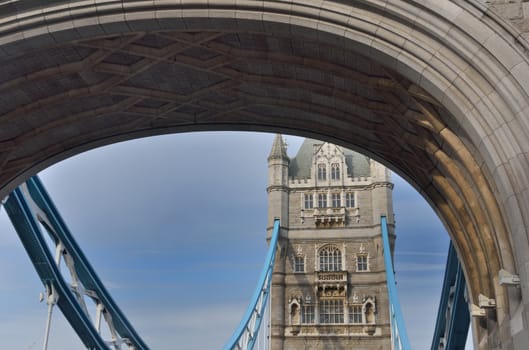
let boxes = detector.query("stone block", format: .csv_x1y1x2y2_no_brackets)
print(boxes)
316,22,346,49
72,14,106,39
509,153,529,191
507,119,529,153
471,99,496,136
261,14,292,36
492,123,523,161
497,70,529,116
98,13,131,35
422,0,464,22
454,9,496,45
125,10,161,32
181,9,209,30
492,3,523,20
156,10,188,30
482,135,507,173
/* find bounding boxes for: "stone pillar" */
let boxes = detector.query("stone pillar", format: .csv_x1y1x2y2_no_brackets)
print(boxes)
267,134,289,349
270,242,286,350
370,160,394,225
267,134,289,229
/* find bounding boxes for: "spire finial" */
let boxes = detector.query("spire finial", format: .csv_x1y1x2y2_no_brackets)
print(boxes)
268,134,288,160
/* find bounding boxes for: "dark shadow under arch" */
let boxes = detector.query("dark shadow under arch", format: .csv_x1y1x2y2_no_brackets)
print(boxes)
0,2,528,347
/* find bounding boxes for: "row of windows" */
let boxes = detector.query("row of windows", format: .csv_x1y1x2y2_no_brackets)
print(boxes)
300,302,374,324
317,163,341,181
293,250,368,272
304,193,355,209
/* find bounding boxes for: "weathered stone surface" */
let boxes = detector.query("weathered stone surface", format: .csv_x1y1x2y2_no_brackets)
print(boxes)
267,138,393,349
0,1,527,348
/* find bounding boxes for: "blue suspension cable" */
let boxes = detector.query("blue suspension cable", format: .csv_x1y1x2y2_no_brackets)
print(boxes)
223,219,280,350
4,176,148,349
381,216,411,350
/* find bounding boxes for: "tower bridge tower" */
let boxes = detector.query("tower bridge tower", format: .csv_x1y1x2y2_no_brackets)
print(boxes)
267,135,395,349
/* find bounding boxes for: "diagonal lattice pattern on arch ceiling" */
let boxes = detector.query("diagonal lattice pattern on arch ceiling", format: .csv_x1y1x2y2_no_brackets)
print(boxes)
0,30,451,193
0,28,511,333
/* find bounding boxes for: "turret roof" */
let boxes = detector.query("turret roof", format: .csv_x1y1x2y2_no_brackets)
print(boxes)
289,139,371,178
268,134,289,161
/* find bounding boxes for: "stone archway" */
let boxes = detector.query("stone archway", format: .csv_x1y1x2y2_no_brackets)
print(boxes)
0,1,528,348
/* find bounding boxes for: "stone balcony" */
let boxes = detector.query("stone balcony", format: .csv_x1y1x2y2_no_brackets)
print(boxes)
316,270,347,282
285,324,382,336
315,271,348,297
313,207,346,226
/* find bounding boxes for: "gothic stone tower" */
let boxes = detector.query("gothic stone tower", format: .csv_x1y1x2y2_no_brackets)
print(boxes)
267,135,395,349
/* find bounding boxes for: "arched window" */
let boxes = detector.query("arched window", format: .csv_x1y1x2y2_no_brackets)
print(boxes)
304,193,313,209
318,193,327,208
319,246,342,271
345,192,355,207
331,163,340,180
331,193,341,207
317,163,327,180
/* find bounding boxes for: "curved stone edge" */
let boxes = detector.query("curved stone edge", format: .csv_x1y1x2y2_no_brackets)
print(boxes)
0,1,528,347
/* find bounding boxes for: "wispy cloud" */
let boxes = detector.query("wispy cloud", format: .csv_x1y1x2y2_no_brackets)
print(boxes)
396,250,446,257
0,133,474,350
128,302,248,349
397,262,445,272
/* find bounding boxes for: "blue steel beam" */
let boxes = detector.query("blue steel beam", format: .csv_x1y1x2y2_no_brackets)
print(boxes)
381,216,411,350
223,219,280,350
4,187,108,349
25,176,148,349
4,176,148,349
431,242,470,350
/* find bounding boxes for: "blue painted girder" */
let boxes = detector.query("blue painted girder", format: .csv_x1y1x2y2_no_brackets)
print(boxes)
4,176,149,349
381,216,412,350
431,242,470,350
223,219,280,350
4,187,109,349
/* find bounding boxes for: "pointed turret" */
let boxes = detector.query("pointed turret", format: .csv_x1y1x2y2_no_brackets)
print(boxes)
267,134,289,228
268,134,288,161
267,134,290,349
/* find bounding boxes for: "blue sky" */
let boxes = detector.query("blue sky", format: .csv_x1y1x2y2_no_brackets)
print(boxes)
0,131,468,349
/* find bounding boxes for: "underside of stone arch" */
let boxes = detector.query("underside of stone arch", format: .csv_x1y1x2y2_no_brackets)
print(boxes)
0,1,529,349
